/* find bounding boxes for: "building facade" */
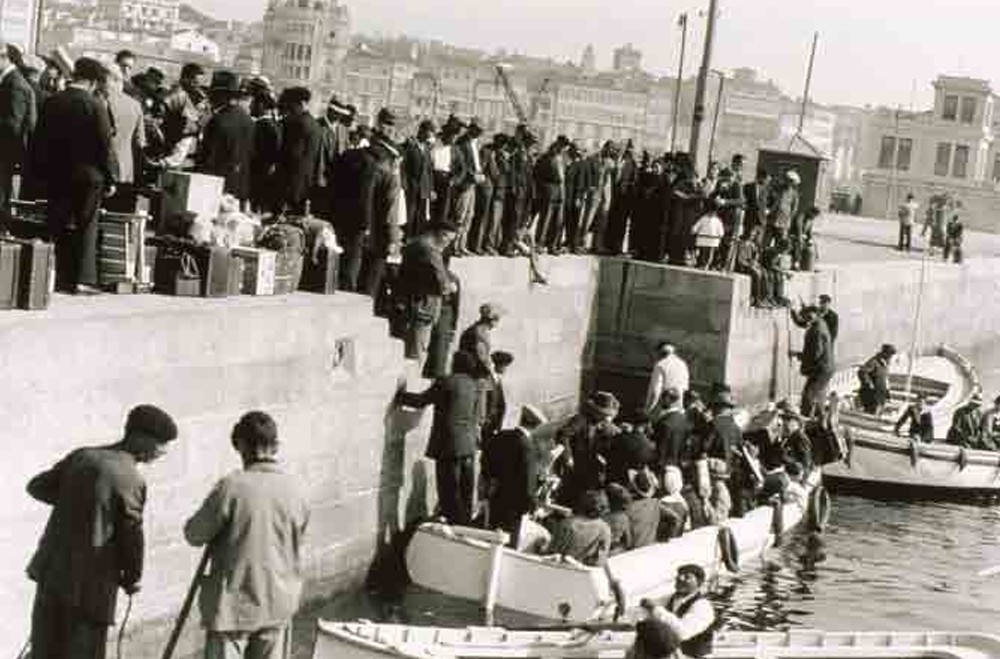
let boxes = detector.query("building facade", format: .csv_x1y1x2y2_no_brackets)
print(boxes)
97,0,178,35
261,0,350,106
170,29,220,61
860,76,1000,231
0,0,40,52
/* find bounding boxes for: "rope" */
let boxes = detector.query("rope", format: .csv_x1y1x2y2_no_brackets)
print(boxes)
118,595,134,659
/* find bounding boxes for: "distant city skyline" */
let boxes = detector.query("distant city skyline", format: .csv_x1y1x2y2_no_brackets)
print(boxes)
184,0,1000,111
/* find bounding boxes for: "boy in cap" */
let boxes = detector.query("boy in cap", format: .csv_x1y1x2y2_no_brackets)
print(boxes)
27,405,178,659
185,411,309,659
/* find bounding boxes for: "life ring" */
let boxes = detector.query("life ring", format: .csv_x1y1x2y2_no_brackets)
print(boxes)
717,526,740,573
771,497,785,543
807,485,832,532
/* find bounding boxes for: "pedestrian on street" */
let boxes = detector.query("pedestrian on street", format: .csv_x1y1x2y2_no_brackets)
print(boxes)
397,351,483,525
897,192,919,252
184,411,310,659
27,405,178,659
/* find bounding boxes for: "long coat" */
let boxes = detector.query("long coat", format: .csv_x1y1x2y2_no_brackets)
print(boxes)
27,446,146,625
400,372,482,460
0,66,35,171
106,89,145,185
482,427,540,524
276,108,323,210
184,461,310,632
198,103,256,201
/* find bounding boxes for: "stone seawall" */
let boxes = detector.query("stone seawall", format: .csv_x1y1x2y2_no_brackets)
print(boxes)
594,256,1000,413
0,255,598,659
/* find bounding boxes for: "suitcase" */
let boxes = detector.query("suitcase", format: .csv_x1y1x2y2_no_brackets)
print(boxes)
232,247,276,295
98,210,150,289
273,251,303,295
6,200,50,240
2,238,54,310
0,242,21,309
159,171,224,234
153,246,202,297
187,244,235,298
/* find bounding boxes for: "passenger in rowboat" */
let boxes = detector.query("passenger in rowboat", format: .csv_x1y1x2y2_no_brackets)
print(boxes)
947,391,984,449
640,564,717,658
553,391,623,507
979,396,1000,451
894,395,934,443
626,467,664,548
857,344,897,415
659,466,690,538
603,483,634,554
544,489,613,567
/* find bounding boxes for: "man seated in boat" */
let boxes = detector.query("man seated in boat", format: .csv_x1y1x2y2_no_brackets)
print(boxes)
639,564,717,658
659,466,690,539
604,483,634,554
946,391,984,449
894,394,934,443
626,467,664,548
544,489,613,566
857,344,897,415
553,391,622,506
626,617,682,659
979,395,1000,451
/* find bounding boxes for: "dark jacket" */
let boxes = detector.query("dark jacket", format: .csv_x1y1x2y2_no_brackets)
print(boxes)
31,87,118,201
197,104,255,201
360,137,403,257
534,151,564,202
450,138,477,192
26,446,146,624
315,116,349,190
710,412,744,470
331,146,368,235
896,405,934,443
397,236,450,300
399,372,482,460
458,320,493,380
653,409,691,469
605,431,655,487
800,320,834,377
402,137,434,201
791,308,839,344
0,66,34,166
250,114,282,199
858,354,891,406
276,108,323,209
743,180,771,231
482,427,540,518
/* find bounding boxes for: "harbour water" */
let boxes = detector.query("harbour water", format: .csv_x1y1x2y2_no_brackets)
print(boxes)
290,341,1000,656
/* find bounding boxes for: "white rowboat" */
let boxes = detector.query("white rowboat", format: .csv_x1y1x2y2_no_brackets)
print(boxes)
824,346,1000,497
405,471,826,623
314,620,1000,659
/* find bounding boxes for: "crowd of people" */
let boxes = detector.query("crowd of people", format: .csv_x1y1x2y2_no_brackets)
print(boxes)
896,191,965,263
0,44,823,311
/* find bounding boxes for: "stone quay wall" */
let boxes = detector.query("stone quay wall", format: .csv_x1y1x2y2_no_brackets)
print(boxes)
0,255,599,659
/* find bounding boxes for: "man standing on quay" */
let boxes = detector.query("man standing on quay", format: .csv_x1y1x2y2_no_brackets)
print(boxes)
185,411,310,659
27,405,178,659
791,306,835,419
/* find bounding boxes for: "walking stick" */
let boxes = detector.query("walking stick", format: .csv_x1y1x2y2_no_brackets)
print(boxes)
161,548,211,659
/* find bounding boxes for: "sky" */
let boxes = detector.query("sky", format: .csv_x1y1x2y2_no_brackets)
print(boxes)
188,0,1000,110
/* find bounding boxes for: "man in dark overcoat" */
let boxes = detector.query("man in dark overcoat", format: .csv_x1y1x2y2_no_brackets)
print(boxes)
0,40,35,210
396,218,457,369
554,391,622,506
791,306,836,419
274,86,322,215
858,343,897,415
401,119,436,238
359,107,404,303
27,405,178,659
481,405,546,544
33,57,118,293
397,351,483,525
197,71,255,204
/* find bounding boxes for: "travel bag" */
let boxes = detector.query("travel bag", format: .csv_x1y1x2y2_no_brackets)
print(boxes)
2,238,54,310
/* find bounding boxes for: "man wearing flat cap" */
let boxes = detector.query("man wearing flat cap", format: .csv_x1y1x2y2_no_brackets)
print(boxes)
27,404,178,659
359,106,405,304
554,391,622,506
459,302,505,399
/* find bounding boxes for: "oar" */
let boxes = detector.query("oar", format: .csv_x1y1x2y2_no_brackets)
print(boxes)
976,565,1000,578
161,548,211,659
517,621,636,633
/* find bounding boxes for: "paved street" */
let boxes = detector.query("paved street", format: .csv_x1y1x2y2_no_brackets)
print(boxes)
814,214,1000,264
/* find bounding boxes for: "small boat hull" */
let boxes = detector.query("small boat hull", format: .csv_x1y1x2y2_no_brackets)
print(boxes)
314,621,1000,659
824,346,1000,497
405,472,823,623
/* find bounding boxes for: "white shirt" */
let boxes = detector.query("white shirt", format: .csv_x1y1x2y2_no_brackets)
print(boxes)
471,138,482,174
654,593,716,642
432,144,452,172
645,354,691,414
900,200,919,226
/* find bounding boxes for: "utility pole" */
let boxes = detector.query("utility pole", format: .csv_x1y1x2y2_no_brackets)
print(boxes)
688,0,720,174
670,12,688,153
708,70,725,166
796,32,819,137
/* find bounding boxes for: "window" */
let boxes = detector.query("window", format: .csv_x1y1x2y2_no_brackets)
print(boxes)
961,97,977,124
953,145,969,178
934,143,952,176
896,138,913,171
943,95,958,121
878,136,896,169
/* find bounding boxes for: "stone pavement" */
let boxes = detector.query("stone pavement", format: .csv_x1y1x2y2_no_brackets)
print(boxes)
814,214,1000,265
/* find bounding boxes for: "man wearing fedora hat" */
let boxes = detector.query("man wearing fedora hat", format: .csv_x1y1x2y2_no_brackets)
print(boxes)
554,391,622,506
197,71,255,205
626,467,663,549
947,390,985,449
275,86,323,215
359,107,405,304
312,95,354,221
401,119,436,237
101,61,145,213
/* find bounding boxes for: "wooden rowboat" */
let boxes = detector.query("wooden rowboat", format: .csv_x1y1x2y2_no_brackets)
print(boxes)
404,471,827,623
823,346,1000,497
314,620,1000,659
